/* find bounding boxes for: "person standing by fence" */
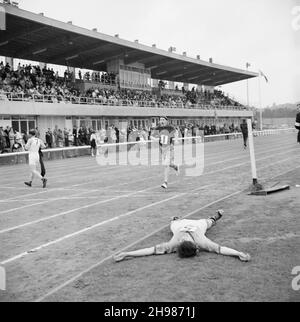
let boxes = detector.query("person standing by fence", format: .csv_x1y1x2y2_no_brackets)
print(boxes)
295,104,300,144
240,119,248,149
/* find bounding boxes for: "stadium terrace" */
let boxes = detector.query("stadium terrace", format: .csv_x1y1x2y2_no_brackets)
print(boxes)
0,1,258,154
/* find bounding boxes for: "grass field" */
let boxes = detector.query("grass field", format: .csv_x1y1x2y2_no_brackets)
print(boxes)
0,131,299,302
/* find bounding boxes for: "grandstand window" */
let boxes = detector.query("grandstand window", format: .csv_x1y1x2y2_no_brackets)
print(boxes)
10,117,36,134
97,120,102,130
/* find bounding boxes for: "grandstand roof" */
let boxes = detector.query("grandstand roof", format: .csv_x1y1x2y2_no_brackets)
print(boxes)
0,3,258,86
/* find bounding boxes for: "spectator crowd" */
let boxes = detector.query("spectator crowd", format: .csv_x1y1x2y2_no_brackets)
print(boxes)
1,122,243,154
0,62,248,154
0,62,245,110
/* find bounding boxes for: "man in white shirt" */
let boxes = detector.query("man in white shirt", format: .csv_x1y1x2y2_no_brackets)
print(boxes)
24,129,47,188
114,210,251,263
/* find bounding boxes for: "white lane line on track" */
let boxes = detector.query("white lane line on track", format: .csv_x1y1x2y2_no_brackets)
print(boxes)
34,163,300,302
0,133,292,176
0,169,158,202
0,136,296,191
0,143,297,209
0,136,295,184
0,152,298,265
33,190,245,303
0,142,297,238
0,172,214,234
0,147,297,235
0,184,214,265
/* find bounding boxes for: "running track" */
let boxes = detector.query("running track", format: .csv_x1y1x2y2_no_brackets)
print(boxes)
0,131,299,301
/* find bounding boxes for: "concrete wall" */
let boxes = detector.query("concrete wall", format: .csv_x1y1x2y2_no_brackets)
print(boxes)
0,147,92,166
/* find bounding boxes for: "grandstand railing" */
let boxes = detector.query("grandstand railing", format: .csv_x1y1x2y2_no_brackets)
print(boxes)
0,92,250,111
0,128,296,159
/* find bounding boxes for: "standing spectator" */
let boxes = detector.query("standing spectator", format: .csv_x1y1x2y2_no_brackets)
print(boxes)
90,130,97,157
78,70,82,80
78,127,84,145
0,126,6,153
73,126,78,146
64,128,69,147
8,127,15,151
4,126,10,148
295,104,300,144
99,128,107,143
240,119,248,149
35,127,40,138
22,132,28,145
57,129,64,147
114,126,120,143
53,125,59,148
45,128,53,148
15,130,24,150
68,129,74,146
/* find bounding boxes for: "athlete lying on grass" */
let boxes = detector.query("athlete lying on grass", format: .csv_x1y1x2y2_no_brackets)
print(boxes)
114,210,251,262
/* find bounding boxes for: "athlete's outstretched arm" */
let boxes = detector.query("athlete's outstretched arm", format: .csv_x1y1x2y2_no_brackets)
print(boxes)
219,246,251,262
202,238,251,262
114,247,156,262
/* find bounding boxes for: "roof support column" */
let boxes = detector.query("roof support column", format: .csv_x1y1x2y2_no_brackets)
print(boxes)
183,82,189,91
39,62,47,69
168,81,175,90
152,79,159,88
5,57,13,68
68,66,76,82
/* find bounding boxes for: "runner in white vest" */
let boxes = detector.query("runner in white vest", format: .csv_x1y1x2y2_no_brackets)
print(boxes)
24,129,47,188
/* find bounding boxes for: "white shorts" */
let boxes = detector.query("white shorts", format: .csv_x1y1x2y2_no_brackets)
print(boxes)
161,146,174,166
29,154,39,166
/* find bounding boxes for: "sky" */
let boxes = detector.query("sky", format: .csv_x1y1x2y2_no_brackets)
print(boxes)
4,0,300,107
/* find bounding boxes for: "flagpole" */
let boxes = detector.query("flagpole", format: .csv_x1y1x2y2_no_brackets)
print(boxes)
258,72,263,130
246,63,250,107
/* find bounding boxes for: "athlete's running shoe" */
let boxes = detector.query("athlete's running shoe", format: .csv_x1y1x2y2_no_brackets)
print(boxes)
24,182,32,187
42,178,47,188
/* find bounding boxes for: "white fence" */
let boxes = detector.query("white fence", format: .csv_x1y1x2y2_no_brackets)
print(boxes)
0,128,295,159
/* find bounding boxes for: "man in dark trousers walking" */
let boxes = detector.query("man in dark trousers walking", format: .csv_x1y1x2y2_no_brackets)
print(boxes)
39,148,46,178
295,104,300,144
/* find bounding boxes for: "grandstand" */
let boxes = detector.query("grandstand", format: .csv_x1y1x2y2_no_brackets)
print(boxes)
0,2,299,304
0,1,258,146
